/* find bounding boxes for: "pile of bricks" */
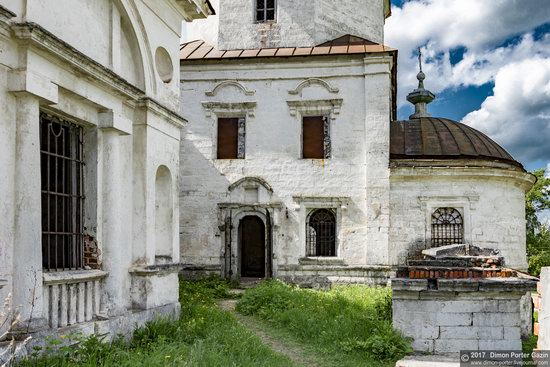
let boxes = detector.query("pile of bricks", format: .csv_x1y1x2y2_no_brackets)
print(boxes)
391,243,538,354
398,244,515,280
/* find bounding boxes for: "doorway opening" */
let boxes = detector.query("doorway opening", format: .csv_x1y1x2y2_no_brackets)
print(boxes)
239,216,266,278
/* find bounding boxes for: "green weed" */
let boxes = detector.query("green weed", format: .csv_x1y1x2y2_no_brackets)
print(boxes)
237,280,412,365
18,276,293,367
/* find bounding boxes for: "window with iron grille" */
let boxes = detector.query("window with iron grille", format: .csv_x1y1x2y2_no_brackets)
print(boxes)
40,112,85,271
306,209,336,256
431,207,464,247
217,117,246,159
256,0,276,22
302,116,331,159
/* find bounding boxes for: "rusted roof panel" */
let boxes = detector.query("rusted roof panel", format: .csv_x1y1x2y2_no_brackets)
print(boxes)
189,44,214,59
257,48,277,57
293,47,313,56
222,50,243,58
275,48,295,56
390,117,522,168
180,34,395,61
180,40,203,59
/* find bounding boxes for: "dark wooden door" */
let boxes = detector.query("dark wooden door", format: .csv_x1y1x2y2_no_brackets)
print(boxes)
240,216,265,277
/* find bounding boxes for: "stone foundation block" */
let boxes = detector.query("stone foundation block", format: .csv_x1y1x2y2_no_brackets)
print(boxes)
411,339,434,353
436,313,473,326
498,299,520,312
503,327,521,340
439,326,503,340
478,339,522,350
473,312,521,327
434,339,478,354
440,300,498,313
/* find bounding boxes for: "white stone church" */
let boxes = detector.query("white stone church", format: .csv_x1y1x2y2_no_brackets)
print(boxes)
180,0,535,285
0,0,535,348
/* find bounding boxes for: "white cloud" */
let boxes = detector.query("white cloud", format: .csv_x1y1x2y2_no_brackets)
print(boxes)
462,58,550,164
385,0,550,168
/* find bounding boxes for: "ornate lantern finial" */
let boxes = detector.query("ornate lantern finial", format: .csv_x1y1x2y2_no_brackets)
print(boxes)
406,47,435,119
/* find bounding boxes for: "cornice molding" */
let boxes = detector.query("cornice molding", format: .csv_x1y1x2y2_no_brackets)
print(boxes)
11,22,185,128
201,101,257,118
137,97,187,128
0,4,16,19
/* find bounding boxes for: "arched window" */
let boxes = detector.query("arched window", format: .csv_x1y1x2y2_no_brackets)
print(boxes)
431,208,464,247
306,209,336,257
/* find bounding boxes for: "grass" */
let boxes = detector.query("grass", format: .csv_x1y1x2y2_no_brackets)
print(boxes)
17,276,294,367
236,280,412,367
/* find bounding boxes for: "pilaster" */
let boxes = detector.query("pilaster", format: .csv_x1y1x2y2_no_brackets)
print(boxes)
364,56,393,265
12,93,45,329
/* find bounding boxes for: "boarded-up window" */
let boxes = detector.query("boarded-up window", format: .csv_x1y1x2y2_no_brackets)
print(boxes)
217,117,245,159
303,116,330,159
256,0,276,22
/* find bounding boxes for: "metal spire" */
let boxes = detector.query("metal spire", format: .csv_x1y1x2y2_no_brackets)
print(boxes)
406,47,435,119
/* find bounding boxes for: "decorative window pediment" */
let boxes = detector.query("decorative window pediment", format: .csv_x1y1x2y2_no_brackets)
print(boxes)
205,81,256,97
287,99,343,120
229,176,273,193
202,102,257,118
288,78,339,96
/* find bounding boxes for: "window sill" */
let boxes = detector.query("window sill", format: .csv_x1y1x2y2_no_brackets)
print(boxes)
299,257,345,266
43,269,108,286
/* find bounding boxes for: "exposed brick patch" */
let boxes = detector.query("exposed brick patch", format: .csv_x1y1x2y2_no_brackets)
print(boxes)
408,268,515,279
83,234,101,269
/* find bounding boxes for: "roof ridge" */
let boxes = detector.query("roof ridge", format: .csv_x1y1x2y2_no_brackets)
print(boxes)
437,118,460,155
450,118,480,156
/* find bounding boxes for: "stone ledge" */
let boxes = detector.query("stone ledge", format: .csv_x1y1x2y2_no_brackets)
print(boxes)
278,264,393,272
298,257,345,265
392,279,428,291
43,270,108,285
129,263,184,277
392,277,537,293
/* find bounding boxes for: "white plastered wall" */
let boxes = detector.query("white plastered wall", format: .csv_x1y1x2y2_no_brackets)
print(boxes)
0,0,199,338
187,0,385,50
389,167,534,270
179,54,393,272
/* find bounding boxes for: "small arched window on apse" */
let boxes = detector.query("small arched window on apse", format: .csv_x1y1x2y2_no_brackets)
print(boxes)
431,208,464,247
155,166,173,263
306,209,336,257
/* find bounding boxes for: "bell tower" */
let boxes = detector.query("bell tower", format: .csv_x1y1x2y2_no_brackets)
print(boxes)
188,0,391,50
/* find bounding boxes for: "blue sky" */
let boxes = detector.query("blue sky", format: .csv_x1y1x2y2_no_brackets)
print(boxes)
387,0,550,172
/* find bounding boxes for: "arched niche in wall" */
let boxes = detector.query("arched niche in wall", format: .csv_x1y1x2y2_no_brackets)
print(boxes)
155,165,173,264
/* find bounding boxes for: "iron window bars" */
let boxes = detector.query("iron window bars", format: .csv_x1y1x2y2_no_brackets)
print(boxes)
256,0,276,22
40,112,85,271
431,207,464,247
306,209,336,256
